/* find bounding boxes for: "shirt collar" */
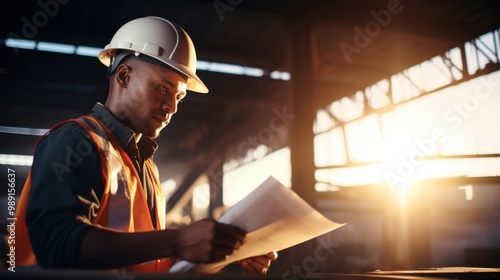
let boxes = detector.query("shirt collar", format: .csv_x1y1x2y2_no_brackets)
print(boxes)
91,103,158,160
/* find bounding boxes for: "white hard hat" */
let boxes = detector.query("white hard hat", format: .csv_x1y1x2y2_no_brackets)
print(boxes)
98,16,208,93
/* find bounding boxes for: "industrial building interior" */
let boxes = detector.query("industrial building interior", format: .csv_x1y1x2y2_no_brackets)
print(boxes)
1,0,500,279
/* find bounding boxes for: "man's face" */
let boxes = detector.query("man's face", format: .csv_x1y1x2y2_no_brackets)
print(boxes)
121,59,187,139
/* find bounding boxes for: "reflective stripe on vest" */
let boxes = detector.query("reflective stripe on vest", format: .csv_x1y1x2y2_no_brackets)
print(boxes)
12,116,172,271
75,117,136,231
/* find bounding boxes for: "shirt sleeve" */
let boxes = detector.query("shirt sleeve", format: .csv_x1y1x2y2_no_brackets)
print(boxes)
26,122,105,268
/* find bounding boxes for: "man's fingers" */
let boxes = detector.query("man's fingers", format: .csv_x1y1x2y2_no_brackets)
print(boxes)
208,223,247,263
240,258,268,274
240,253,278,274
212,222,246,255
210,250,230,263
240,259,258,273
216,222,247,245
249,255,271,267
213,233,244,249
267,251,278,260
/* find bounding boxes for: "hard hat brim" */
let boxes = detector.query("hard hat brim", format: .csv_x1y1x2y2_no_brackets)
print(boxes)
99,48,208,94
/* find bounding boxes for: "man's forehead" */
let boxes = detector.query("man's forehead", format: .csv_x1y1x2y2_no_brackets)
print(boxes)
157,68,188,88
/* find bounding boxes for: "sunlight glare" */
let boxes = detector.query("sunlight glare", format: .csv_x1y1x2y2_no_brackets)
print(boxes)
223,147,291,207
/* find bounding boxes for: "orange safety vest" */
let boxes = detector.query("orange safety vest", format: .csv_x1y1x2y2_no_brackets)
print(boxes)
13,115,173,271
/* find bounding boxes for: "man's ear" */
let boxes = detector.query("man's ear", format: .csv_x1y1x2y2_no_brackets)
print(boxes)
115,63,131,87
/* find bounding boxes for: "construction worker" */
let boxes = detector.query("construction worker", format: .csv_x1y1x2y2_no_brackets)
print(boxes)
14,16,277,273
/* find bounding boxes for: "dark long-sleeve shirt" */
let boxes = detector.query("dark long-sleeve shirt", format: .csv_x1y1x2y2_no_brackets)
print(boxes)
26,103,159,268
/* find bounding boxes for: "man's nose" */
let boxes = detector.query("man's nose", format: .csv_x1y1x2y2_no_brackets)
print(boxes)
162,94,178,114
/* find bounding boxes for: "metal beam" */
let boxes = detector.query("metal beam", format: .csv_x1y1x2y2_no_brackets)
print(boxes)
209,157,224,219
289,17,317,206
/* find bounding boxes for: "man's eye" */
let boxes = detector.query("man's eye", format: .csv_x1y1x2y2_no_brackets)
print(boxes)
159,86,169,93
176,94,184,102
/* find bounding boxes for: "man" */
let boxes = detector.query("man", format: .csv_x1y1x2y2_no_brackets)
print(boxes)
14,16,277,273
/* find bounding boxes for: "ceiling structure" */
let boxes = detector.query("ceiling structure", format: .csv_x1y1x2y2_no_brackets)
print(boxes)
1,0,500,198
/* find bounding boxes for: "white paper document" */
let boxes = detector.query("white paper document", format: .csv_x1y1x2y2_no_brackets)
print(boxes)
169,176,344,273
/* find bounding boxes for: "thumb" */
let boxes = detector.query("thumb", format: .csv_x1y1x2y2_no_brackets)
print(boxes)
266,251,278,260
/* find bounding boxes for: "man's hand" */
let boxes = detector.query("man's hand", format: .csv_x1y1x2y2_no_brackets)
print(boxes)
175,218,247,263
239,251,278,274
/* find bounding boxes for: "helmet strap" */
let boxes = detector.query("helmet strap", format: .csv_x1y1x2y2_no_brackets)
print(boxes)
107,50,188,83
107,50,134,78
